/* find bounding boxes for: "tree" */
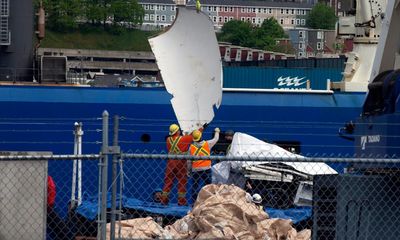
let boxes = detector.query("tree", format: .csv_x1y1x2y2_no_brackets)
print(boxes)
40,0,144,32
254,18,286,50
112,0,144,27
218,20,255,47
307,3,337,30
218,18,288,52
42,0,83,31
84,0,107,25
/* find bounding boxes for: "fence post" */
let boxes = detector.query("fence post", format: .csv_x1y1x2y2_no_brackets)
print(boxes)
110,115,119,240
77,122,84,206
71,123,78,209
98,111,109,240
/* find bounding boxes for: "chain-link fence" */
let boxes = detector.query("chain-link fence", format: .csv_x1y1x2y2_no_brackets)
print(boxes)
1,112,400,240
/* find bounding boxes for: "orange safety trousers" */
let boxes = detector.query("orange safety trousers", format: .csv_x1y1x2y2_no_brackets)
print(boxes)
161,159,187,206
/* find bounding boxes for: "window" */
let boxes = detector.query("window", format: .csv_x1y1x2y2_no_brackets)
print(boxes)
317,42,323,50
161,5,166,11
213,16,217,22
224,16,228,22
280,9,284,14
144,5,149,10
301,19,305,25
170,15,175,21
247,17,251,22
291,19,295,25
257,18,262,24
156,15,160,21
208,6,212,12
299,31,305,38
297,9,301,15
241,17,245,21
150,14,154,21
296,19,300,25
280,18,284,24
241,8,245,13
269,9,273,14
317,31,323,39
219,16,222,23
230,7,234,12
252,8,256,13
299,42,304,49
291,9,295,15
252,18,256,24
171,6,175,11
144,14,149,21
155,5,159,10
213,6,217,12
286,9,290,14
229,16,234,20
299,52,304,58
302,10,306,15
150,5,154,10
224,7,228,12
161,15,166,21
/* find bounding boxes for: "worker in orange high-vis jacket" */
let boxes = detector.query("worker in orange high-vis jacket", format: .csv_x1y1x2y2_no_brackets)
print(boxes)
189,127,220,204
161,123,203,206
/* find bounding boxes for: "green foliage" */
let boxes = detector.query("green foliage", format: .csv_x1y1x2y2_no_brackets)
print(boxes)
218,18,288,52
41,26,158,51
307,3,337,30
218,20,254,47
42,0,84,32
40,0,144,32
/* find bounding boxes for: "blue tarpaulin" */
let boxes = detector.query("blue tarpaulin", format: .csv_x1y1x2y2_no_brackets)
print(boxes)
76,194,190,221
76,195,311,223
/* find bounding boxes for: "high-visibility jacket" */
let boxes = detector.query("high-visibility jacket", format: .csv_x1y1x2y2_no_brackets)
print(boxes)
167,135,193,154
190,141,211,171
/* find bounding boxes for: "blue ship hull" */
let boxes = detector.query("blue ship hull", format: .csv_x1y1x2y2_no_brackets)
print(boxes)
0,85,365,154
0,85,365,218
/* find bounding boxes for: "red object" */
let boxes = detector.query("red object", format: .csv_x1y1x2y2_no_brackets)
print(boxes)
161,134,194,206
47,176,56,208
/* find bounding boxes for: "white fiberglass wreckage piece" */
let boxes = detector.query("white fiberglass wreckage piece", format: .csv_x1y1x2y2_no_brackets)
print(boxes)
213,133,337,185
149,7,222,133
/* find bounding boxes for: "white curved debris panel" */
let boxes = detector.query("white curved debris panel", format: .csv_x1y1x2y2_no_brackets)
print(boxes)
149,7,222,133
227,133,337,175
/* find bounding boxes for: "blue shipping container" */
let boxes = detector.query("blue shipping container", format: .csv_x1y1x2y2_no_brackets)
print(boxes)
223,67,343,90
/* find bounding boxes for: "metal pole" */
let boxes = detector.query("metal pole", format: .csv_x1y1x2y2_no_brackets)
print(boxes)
99,111,109,240
110,115,119,240
71,122,79,209
77,122,84,206
118,155,124,239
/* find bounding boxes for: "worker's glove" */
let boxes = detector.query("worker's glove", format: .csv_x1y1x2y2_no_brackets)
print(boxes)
214,127,220,133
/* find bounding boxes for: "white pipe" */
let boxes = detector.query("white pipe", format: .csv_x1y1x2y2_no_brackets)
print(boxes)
77,122,84,206
71,122,79,207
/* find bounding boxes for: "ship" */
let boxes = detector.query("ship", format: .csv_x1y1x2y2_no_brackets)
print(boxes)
0,0,388,226
0,0,369,157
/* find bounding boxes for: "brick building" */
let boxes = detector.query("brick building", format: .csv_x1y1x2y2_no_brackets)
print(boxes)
139,0,314,30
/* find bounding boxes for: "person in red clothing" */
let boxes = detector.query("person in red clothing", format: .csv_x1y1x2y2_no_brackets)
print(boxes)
161,123,202,206
47,175,69,240
47,176,56,209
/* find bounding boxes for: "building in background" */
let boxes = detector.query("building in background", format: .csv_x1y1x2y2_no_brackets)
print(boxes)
288,28,338,58
139,0,313,30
